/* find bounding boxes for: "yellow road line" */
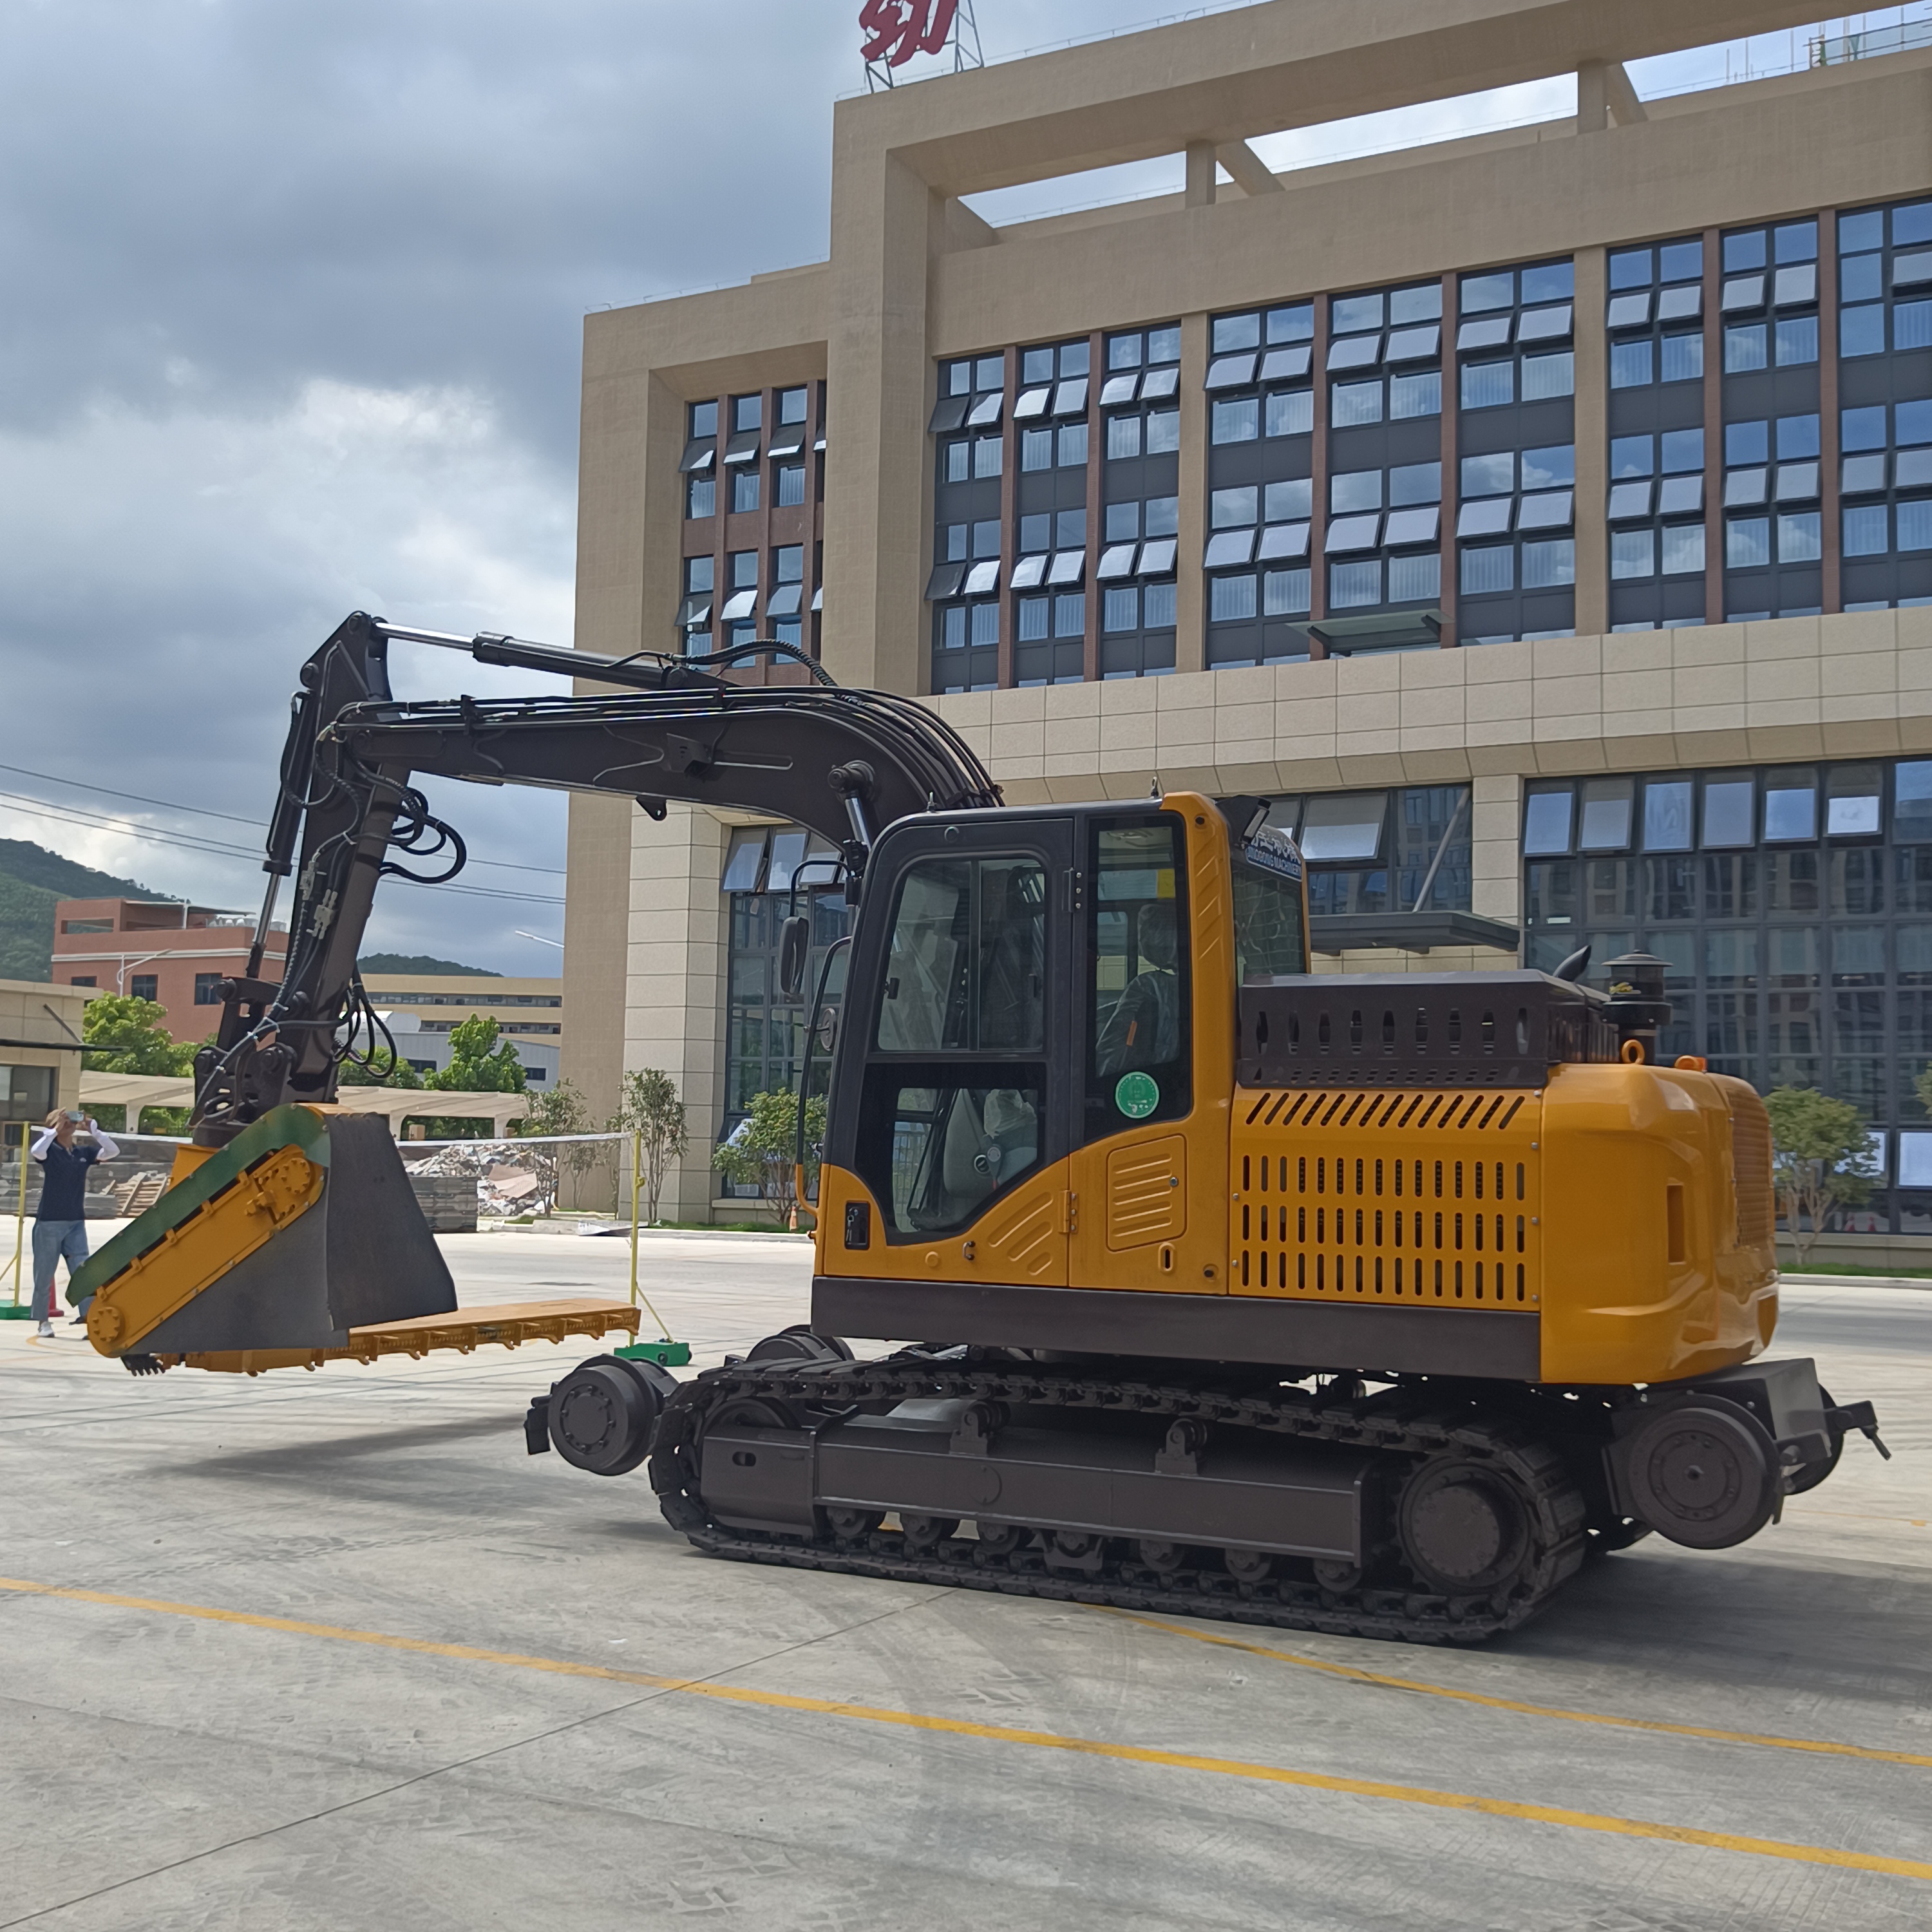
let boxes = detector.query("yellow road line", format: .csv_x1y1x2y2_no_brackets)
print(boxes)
3,1575,1929,1885
1100,1609,1932,1771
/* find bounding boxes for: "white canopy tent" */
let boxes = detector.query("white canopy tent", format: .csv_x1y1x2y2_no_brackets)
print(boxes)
78,1072,530,1139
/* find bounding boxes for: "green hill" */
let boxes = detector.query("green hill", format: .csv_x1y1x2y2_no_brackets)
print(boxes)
0,839,161,984
357,953,502,978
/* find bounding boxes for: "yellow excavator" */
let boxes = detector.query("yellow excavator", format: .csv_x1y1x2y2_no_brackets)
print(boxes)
72,612,1886,1643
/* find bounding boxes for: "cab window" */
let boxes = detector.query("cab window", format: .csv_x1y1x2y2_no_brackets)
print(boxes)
874,856,1045,1052
1086,818,1190,1138
862,854,1048,1235
1232,865,1307,981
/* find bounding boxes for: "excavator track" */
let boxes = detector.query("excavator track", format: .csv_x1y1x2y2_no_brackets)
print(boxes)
649,1354,1590,1645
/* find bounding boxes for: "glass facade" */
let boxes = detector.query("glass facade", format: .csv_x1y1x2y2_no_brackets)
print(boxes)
1453,259,1577,643
1264,786,1473,917
718,824,851,1181
677,383,825,672
1096,325,1182,677
1721,218,1824,622
1204,298,1321,665
906,195,1925,687
1521,756,1932,1233
1839,196,1932,612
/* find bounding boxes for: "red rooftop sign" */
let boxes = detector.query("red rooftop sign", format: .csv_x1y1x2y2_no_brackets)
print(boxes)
860,0,958,70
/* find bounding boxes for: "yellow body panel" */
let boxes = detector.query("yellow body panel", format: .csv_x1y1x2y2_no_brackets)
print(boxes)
1229,1084,1544,1311
84,1137,325,1353
1224,1063,1776,1385
815,1158,1073,1285
1537,1063,1776,1384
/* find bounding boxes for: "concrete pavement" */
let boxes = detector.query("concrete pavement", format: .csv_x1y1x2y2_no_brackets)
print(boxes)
2,1233,1928,1929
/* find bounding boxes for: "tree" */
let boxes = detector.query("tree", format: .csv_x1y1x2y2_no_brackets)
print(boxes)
426,1014,527,1093
1764,1086,1877,1263
612,1068,688,1225
515,1077,608,1214
80,994,196,1076
339,1052,425,1088
712,1088,826,1226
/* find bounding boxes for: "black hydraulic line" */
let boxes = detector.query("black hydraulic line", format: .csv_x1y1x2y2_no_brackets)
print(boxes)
191,610,1002,1142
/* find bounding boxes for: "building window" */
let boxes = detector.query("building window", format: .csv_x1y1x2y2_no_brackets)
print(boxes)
776,462,806,507
720,861,849,1170
68,977,95,989
1266,786,1472,920
1837,197,1932,611
732,468,760,514
1520,756,1932,1235
687,475,715,518
193,973,224,1004
129,975,158,1003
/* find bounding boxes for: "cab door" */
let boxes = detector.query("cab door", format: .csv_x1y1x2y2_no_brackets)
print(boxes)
828,815,1077,1285
1066,804,1228,1294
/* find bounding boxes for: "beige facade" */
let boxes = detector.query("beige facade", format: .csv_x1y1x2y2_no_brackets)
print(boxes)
562,0,1932,1224
0,979,88,1132
359,976,564,1050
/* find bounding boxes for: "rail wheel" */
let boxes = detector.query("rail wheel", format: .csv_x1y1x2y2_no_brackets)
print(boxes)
544,1354,675,1477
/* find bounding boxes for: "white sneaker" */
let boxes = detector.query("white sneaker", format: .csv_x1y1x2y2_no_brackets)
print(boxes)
35,1320,53,1338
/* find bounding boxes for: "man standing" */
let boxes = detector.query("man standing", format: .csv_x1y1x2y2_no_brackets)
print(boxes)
30,1110,119,1338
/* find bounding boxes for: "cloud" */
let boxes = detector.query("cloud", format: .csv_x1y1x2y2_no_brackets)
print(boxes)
0,374,574,965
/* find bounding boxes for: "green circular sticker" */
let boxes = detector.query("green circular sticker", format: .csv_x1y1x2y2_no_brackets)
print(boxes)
1114,1071,1160,1119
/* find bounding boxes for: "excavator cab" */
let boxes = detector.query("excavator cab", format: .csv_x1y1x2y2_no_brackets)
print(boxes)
817,793,1274,1302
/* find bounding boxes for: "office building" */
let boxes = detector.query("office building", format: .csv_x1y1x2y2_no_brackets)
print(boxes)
560,0,1932,1248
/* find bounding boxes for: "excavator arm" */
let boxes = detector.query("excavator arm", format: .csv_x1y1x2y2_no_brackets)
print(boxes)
194,610,1000,1140
70,611,998,1367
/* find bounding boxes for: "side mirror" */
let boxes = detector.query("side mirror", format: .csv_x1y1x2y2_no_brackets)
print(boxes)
777,914,812,999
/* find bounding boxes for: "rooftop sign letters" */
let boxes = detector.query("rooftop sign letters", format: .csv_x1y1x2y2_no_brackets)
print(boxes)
860,0,958,72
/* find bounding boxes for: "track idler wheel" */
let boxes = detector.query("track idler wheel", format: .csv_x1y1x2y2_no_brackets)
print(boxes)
541,1354,677,1477
1621,1398,1779,1548
1397,1455,1534,1596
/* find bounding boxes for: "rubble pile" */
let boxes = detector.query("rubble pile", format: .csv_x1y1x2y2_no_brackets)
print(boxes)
402,1139,556,1217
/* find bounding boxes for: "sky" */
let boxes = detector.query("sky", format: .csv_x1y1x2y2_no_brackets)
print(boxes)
0,1,1912,974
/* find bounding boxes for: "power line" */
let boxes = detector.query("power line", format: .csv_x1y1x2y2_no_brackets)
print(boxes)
0,796,564,905
0,792,262,861
0,757,568,876
0,759,261,827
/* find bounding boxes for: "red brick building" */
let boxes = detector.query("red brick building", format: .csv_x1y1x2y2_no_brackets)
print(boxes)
52,900,289,1042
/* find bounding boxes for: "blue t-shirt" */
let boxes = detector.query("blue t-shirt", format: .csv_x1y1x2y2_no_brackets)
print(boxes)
35,1141,99,1222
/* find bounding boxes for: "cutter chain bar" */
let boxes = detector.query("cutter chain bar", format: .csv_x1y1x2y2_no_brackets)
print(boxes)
649,1354,1589,1645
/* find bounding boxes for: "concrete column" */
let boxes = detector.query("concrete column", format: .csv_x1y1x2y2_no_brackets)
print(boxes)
823,140,936,692
624,803,730,1221
1173,310,1209,672
1575,62,1610,135
560,791,634,1170
1470,773,1523,934
1571,246,1609,638
1184,142,1217,208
